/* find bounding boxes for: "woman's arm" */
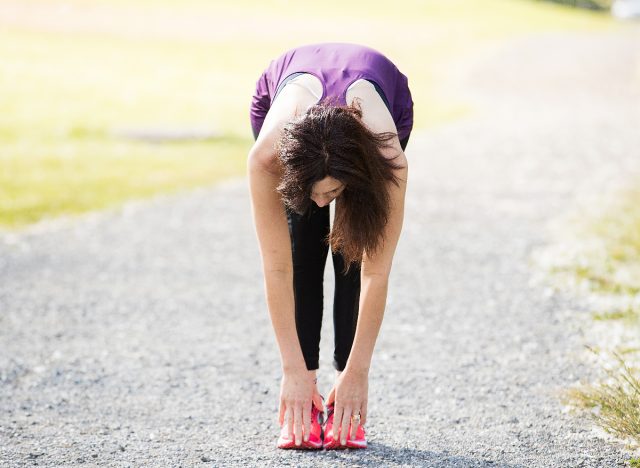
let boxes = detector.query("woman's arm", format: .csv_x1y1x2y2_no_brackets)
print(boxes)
347,154,408,373
247,82,325,445
331,81,409,443
247,75,321,371
248,150,317,446
247,153,307,372
344,79,410,374
330,151,408,443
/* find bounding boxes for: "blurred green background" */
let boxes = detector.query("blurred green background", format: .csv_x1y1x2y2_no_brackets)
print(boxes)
0,0,621,229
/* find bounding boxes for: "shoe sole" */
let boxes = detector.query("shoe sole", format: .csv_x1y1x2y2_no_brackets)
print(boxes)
277,438,323,450
322,439,367,450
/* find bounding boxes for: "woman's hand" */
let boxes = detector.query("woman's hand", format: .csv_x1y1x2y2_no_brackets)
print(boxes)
326,368,369,445
279,369,324,446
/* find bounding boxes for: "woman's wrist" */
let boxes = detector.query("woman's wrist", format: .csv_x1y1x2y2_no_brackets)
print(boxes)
281,362,309,375
343,362,370,377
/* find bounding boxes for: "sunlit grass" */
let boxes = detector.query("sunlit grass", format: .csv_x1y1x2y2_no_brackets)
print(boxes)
549,185,640,295
0,0,622,229
545,183,640,445
0,136,248,227
563,348,640,445
592,307,640,322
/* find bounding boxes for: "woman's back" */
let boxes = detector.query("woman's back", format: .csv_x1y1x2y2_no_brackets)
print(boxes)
250,42,413,143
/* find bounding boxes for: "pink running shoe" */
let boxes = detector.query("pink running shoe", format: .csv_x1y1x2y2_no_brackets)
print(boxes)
276,403,324,449
322,403,367,449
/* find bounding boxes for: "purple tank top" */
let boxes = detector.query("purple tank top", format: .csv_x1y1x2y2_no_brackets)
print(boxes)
249,42,414,142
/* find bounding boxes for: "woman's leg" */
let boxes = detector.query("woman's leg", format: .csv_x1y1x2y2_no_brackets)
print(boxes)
331,249,361,371
285,202,330,371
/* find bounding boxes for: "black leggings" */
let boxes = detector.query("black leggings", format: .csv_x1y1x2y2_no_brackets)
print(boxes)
253,76,410,370
286,134,408,371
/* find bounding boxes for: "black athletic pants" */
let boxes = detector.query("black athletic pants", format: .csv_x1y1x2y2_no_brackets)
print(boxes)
285,133,408,371
253,73,410,370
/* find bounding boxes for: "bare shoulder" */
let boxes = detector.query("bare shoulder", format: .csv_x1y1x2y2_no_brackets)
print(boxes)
346,79,407,166
250,78,320,172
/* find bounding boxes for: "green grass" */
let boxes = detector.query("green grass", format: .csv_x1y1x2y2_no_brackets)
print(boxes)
586,187,640,294
549,184,640,446
0,137,248,226
551,185,640,296
592,307,640,323
0,0,622,229
563,348,640,445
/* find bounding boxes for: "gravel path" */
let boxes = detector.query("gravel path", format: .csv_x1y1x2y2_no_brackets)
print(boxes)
2,29,640,467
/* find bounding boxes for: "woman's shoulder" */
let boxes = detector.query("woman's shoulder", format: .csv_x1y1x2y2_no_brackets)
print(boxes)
346,80,404,154
286,73,323,101
250,77,321,169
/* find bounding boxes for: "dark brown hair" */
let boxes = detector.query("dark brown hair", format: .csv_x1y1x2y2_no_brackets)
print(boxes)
275,98,406,275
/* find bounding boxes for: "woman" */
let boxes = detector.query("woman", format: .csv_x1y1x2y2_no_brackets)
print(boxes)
247,42,413,450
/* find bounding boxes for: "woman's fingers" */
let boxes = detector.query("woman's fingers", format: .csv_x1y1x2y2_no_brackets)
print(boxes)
278,400,285,426
332,404,344,442
326,387,336,407
360,400,368,427
302,400,311,442
350,409,359,441
285,405,294,441
312,391,324,412
282,400,313,445
293,403,303,446
339,405,352,446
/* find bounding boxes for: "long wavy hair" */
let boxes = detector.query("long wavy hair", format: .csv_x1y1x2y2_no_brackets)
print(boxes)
275,98,406,275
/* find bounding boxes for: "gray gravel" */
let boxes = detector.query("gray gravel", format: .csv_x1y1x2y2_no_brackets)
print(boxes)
2,30,640,467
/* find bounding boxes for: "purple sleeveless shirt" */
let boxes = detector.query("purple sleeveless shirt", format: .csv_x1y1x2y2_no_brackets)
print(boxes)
249,42,414,142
